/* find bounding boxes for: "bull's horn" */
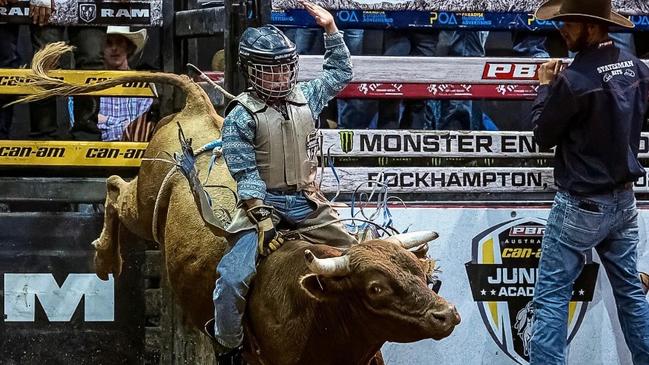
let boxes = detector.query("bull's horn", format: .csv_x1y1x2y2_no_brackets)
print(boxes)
304,249,350,277
385,231,439,250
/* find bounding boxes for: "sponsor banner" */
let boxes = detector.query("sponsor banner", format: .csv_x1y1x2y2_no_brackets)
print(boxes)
272,0,648,14
4,130,649,169
325,130,649,158
272,9,649,30
338,83,540,99
0,69,155,96
319,167,556,193
299,56,649,86
0,0,161,26
318,167,649,193
326,130,551,157
349,206,647,364
0,140,147,167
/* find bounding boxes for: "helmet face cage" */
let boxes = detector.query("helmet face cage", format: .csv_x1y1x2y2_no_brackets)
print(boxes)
246,58,299,100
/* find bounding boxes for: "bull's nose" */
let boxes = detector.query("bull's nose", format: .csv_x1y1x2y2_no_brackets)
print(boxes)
432,304,461,326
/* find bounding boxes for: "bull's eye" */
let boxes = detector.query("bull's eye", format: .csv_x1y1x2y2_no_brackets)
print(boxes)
369,284,383,296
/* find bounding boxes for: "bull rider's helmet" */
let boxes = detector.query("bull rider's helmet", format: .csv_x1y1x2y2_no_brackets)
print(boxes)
238,25,299,100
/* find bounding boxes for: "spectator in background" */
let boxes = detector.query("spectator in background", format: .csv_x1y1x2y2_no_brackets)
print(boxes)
512,32,550,58
97,26,154,142
377,30,488,130
28,0,106,140
0,0,20,139
284,27,376,129
435,30,490,130
379,30,438,130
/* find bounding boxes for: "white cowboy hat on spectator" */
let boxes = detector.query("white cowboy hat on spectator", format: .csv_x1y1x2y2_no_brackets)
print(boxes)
106,26,148,55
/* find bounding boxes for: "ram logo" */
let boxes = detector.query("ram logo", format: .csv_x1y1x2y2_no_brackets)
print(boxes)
79,3,97,23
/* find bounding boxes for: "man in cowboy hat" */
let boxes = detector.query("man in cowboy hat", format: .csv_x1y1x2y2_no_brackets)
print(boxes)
529,0,649,364
96,26,155,142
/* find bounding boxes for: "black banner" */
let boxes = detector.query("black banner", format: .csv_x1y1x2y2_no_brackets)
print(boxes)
0,0,159,26
0,213,145,364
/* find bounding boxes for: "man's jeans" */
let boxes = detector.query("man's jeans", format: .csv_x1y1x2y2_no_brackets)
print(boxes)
379,30,439,129
436,30,489,130
213,191,314,348
530,189,649,365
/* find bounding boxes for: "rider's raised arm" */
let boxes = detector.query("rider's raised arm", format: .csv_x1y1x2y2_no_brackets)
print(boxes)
298,0,353,120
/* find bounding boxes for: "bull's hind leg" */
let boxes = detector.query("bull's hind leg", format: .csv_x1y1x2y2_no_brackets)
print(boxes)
93,175,137,280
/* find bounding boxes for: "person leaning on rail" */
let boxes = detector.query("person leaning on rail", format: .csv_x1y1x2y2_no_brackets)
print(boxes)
95,26,156,142
202,1,358,362
527,0,649,364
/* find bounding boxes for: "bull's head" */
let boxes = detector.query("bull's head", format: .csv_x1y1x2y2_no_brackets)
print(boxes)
299,231,460,342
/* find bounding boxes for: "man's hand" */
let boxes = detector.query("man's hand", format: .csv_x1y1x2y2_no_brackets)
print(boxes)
246,205,284,256
299,0,338,34
29,0,54,26
538,59,564,86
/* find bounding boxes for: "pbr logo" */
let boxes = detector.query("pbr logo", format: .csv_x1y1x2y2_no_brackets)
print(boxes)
465,217,599,364
79,3,97,23
339,130,354,154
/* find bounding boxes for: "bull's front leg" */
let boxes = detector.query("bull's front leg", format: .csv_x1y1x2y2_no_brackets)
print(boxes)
93,175,133,280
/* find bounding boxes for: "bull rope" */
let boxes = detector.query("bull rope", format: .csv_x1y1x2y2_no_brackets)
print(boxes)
139,156,178,244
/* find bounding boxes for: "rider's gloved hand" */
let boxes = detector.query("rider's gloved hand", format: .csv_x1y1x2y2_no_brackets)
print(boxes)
246,205,284,256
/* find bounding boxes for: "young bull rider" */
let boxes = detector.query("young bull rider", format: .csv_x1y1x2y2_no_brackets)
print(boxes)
208,1,358,360
529,0,649,363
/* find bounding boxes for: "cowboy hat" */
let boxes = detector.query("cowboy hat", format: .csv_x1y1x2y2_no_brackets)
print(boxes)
106,26,148,55
535,0,634,29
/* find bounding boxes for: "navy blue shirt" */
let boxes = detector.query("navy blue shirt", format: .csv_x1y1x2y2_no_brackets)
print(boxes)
531,40,649,195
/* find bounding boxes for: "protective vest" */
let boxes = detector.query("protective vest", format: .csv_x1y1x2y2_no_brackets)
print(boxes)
226,88,318,191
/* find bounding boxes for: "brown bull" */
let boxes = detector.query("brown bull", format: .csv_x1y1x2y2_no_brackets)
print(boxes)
19,42,460,365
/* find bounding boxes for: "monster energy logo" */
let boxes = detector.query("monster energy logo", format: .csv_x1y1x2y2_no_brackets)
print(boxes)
339,130,354,153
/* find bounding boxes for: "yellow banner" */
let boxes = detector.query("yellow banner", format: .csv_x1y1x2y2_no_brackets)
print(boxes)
0,140,148,167
0,69,155,97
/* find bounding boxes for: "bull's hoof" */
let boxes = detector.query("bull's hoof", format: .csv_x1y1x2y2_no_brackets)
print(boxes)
94,255,111,281
93,239,112,281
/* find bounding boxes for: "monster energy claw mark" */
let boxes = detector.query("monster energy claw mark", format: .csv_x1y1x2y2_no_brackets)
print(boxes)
339,130,354,153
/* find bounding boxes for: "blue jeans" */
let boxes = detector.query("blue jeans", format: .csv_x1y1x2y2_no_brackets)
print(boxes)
610,33,636,55
213,191,315,348
436,31,489,130
530,189,649,365
512,32,550,58
379,30,439,129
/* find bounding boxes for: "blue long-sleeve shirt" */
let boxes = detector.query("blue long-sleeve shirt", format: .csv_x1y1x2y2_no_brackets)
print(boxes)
222,30,353,201
531,40,649,194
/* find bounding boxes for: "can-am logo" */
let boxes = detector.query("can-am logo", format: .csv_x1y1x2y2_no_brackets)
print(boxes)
465,218,598,364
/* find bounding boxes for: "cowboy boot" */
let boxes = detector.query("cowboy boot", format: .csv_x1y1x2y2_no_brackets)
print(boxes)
204,318,244,365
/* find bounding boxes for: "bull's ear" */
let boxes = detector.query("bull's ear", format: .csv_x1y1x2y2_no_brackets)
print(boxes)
299,274,346,301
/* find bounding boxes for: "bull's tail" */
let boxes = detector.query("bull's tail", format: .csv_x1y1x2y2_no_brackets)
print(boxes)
11,42,229,129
